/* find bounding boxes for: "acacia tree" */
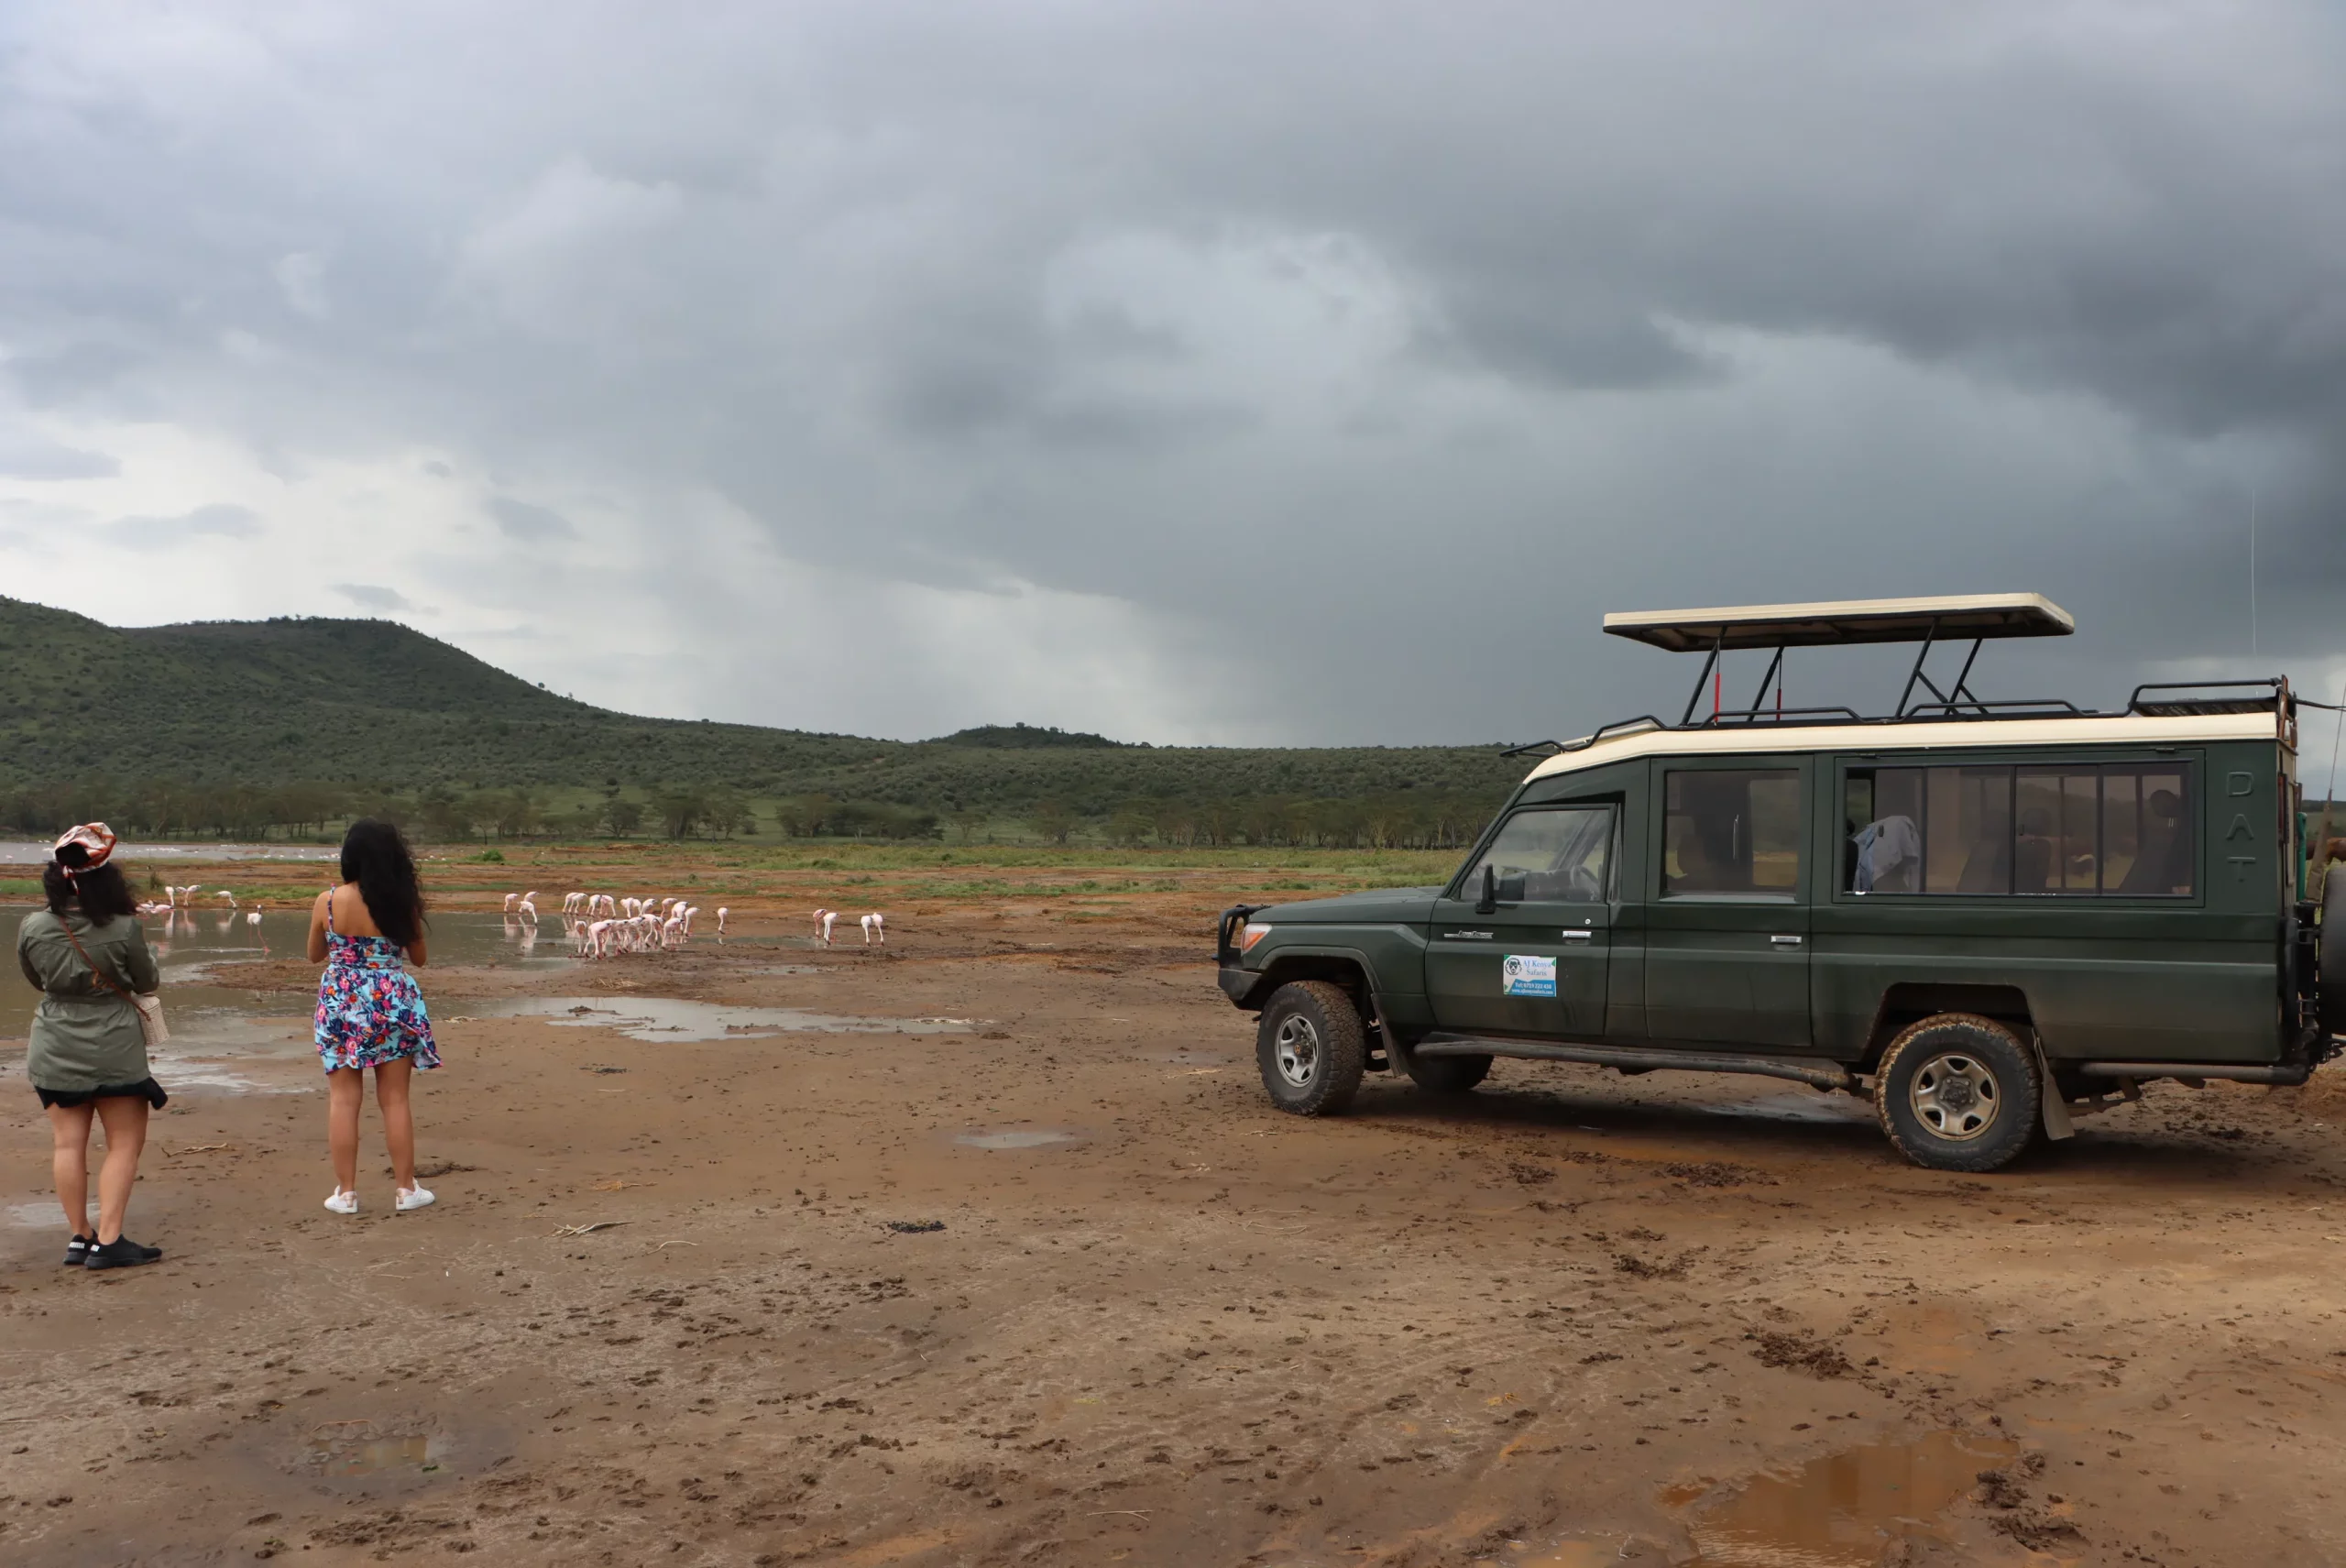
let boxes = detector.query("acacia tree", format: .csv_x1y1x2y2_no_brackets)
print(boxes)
655,790,706,839
1031,798,1075,845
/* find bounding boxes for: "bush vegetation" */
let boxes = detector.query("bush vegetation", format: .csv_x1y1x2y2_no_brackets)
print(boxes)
0,597,1525,846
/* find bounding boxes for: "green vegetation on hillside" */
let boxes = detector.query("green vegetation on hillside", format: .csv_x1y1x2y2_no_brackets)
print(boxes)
932,723,1124,749
0,597,1525,846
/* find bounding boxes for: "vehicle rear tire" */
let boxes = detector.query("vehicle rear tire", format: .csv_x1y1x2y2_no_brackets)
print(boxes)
1404,1050,1493,1094
1256,981,1366,1116
2319,872,2346,1036
1874,1014,2041,1173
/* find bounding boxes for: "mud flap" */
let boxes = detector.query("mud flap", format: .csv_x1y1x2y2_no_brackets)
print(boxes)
1383,1023,1415,1078
2033,1036,2074,1142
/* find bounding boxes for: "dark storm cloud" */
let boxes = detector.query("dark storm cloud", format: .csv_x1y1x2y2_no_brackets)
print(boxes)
0,2,2340,740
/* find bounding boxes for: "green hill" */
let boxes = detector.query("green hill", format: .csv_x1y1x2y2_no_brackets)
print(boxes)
0,597,1523,845
932,723,1125,749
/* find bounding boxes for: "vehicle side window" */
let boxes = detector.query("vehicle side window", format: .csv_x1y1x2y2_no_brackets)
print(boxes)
1661,769,1801,899
1457,806,1612,904
1844,762,2194,896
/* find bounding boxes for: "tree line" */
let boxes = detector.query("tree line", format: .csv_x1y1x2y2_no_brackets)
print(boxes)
1,778,1504,850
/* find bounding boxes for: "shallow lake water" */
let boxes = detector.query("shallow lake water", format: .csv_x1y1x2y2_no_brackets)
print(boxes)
0,840,338,865
0,908,572,1046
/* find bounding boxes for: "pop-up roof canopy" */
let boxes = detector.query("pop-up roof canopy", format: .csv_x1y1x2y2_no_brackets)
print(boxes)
1602,592,2075,653
1501,591,2298,758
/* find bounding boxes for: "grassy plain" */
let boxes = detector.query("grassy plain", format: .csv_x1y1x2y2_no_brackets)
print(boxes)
2,841,1464,916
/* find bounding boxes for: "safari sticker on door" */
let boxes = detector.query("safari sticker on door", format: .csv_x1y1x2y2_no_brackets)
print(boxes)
1501,954,1557,998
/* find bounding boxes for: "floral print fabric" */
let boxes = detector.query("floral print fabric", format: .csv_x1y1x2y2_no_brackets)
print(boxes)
314,898,439,1074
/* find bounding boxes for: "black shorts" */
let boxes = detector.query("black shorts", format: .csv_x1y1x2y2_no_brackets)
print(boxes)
35,1079,170,1111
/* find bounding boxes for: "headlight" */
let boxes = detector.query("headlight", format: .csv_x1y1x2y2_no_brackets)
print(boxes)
1240,921,1273,953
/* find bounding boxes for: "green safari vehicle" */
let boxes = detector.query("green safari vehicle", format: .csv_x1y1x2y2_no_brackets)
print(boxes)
1216,595,2345,1172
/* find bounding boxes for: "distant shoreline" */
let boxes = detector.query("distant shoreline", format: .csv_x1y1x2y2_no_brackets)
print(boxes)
0,841,339,864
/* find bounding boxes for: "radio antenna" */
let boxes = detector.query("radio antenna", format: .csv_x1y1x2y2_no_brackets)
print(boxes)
2249,475,2260,659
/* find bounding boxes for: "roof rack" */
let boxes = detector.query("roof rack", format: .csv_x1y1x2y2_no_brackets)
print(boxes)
2128,679,2287,717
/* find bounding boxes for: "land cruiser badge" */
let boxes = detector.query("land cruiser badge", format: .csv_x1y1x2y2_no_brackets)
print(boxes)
1502,954,1557,998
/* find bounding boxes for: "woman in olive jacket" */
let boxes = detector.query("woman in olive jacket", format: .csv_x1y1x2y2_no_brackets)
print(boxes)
16,824,166,1269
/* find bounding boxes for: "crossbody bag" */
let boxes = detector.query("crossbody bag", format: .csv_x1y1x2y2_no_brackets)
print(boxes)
59,919,170,1049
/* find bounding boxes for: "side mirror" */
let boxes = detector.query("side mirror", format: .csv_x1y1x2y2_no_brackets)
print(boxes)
1475,863,1496,915
1496,873,1528,904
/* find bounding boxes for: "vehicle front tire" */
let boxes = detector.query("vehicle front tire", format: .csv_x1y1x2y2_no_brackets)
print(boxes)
1404,1050,1492,1094
1256,981,1366,1116
1874,1014,2041,1173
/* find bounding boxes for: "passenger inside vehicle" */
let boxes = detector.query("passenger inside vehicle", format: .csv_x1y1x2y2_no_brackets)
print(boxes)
2014,809,2054,893
2116,788,2192,895
1849,814,1919,894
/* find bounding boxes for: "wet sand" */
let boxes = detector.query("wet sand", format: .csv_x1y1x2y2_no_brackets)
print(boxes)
4,887,2345,1566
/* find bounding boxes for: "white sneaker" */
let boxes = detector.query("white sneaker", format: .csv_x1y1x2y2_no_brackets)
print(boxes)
323,1189,358,1215
395,1185,435,1213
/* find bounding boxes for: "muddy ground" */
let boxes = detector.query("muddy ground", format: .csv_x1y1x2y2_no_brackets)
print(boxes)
5,887,2346,1567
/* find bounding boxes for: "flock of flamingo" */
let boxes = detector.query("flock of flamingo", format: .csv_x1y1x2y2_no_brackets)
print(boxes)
498,891,885,959
128,883,886,959
141,883,263,932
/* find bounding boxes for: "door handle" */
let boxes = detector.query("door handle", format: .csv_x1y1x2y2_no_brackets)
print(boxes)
1559,929,1595,941
1770,934,1803,947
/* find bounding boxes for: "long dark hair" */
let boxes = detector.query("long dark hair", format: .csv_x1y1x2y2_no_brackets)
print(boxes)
43,846,137,926
340,818,427,948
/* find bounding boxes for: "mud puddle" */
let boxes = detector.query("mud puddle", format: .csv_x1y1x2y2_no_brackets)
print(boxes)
306,1430,444,1479
955,1127,1088,1151
485,996,975,1042
1674,1429,2019,1565
1517,1542,1638,1566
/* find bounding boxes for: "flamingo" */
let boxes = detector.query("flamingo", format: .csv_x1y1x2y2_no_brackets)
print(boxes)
816,909,838,948
861,912,885,947
502,892,519,914
715,905,729,935
519,891,539,924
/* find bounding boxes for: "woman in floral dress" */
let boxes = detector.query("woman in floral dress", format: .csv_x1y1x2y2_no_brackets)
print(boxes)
306,818,438,1215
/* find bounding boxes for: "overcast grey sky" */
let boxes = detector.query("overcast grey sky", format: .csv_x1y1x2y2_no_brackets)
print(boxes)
2,2,2341,747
